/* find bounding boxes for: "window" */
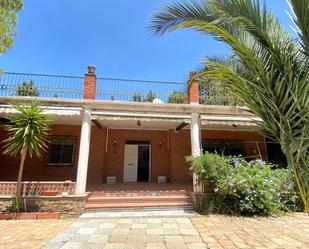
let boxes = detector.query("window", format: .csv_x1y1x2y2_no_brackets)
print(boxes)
202,139,244,157
46,137,76,166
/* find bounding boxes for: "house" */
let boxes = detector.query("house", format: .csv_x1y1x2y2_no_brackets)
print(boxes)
0,66,269,203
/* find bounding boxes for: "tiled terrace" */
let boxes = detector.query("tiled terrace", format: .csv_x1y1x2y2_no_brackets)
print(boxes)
0,219,73,249
192,213,309,249
1,213,309,248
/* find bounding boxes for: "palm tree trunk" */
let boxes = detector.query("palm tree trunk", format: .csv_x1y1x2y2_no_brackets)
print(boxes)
15,146,27,212
283,142,309,213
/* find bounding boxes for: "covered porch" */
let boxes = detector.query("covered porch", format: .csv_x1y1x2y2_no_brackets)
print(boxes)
0,97,263,197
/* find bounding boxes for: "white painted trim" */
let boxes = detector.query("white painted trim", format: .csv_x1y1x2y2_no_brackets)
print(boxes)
92,111,191,119
201,115,262,122
0,96,254,116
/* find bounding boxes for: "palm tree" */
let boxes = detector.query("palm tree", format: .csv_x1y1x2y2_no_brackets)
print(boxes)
149,0,309,211
3,101,51,211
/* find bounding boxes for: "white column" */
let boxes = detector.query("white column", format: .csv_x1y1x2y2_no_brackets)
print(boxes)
190,112,202,192
75,109,92,195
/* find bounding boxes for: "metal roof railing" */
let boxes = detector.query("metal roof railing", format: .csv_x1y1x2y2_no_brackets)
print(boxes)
0,72,84,99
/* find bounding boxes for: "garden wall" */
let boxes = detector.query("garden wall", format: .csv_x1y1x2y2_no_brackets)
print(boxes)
0,195,88,218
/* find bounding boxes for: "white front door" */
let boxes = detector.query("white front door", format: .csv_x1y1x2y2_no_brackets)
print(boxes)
123,145,138,182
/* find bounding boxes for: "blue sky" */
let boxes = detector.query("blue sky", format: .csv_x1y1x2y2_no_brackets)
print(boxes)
0,0,294,82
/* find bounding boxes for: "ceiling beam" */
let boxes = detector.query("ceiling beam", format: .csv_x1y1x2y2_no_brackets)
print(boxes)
175,122,188,132
92,119,103,129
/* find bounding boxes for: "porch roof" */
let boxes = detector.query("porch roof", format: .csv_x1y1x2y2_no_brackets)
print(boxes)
0,96,261,131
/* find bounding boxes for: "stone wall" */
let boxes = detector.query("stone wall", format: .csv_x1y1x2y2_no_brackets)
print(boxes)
0,195,88,218
0,197,12,212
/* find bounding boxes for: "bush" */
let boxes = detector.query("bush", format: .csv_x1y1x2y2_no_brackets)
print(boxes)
16,80,39,97
168,90,187,104
186,153,302,215
144,90,156,102
132,92,142,102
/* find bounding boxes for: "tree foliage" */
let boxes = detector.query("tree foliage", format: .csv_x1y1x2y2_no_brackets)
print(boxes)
199,76,241,106
150,0,309,212
144,90,156,102
16,80,39,97
3,101,51,210
132,92,142,102
0,0,22,55
168,90,187,104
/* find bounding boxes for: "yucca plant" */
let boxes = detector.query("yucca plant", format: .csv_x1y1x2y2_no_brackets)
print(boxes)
3,101,51,211
149,0,309,212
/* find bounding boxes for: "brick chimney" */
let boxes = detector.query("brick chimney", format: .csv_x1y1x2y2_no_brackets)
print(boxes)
188,71,199,104
84,65,96,100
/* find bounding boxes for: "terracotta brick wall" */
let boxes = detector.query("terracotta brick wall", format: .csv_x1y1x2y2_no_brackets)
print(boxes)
0,125,105,184
0,125,81,182
0,124,267,186
188,71,199,104
168,129,268,183
84,73,96,100
103,129,170,183
169,130,192,183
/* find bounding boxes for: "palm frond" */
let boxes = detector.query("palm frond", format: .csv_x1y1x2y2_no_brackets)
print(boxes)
150,0,309,211
148,0,212,35
288,0,309,55
3,101,52,158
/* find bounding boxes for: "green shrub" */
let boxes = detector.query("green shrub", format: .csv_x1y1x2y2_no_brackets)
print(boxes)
187,153,302,215
144,90,155,102
186,152,230,184
168,90,187,104
132,92,142,102
16,80,39,97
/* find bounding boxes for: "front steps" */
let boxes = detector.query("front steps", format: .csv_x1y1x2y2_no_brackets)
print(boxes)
84,190,195,211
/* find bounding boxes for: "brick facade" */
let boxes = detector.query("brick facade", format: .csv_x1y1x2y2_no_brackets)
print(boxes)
188,71,200,104
0,125,267,187
83,66,96,100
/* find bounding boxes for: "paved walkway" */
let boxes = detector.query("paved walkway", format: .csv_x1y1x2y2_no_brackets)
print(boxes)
43,216,206,249
1,213,309,249
192,213,309,249
0,219,73,249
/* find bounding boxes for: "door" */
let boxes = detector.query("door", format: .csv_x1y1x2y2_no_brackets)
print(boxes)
137,146,150,182
123,145,138,182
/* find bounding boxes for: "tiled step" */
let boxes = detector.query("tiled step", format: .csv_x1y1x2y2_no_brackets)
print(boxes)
90,190,189,197
84,201,194,209
85,189,194,211
81,207,196,217
87,195,191,203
